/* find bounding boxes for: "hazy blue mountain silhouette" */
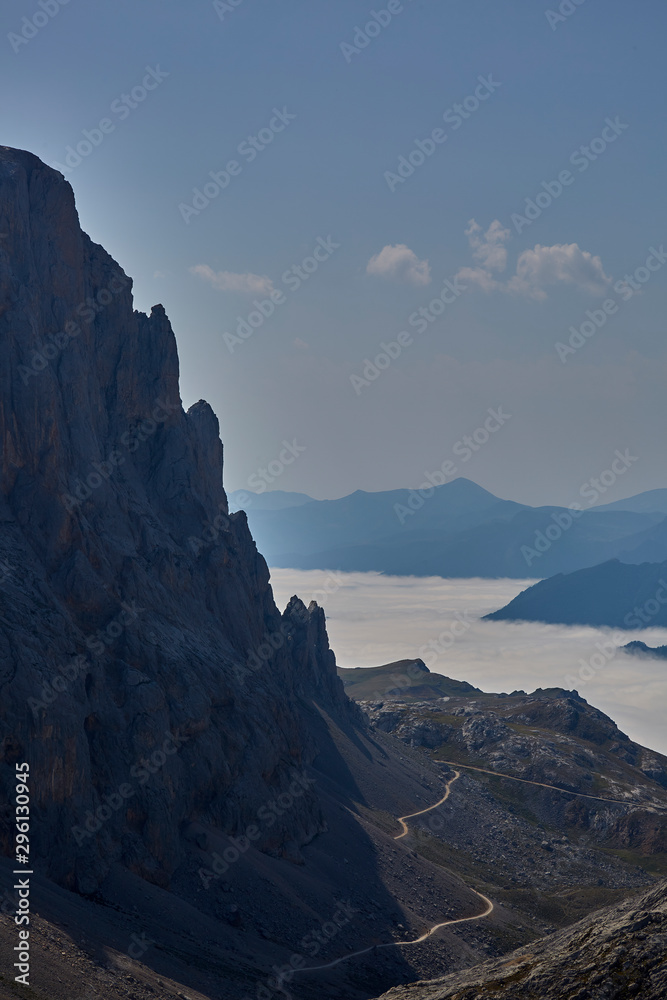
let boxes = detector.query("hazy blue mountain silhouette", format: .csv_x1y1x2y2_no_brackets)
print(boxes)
237,479,667,578
485,559,667,628
228,489,315,512
595,489,667,516
619,515,667,565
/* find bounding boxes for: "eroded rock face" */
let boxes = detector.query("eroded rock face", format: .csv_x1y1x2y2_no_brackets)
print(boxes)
0,147,357,894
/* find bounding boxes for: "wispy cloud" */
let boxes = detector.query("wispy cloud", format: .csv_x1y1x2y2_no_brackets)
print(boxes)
456,220,611,300
367,244,431,286
456,265,504,293
190,264,275,295
466,218,510,272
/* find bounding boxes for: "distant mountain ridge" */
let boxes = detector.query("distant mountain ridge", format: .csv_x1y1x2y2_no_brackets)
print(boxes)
227,488,315,511
595,488,667,515
485,558,667,628
234,479,667,579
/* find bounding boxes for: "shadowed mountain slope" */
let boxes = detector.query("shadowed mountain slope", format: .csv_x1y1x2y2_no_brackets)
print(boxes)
485,558,667,628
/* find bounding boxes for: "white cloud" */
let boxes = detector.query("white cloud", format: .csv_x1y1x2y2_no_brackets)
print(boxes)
366,244,431,286
465,218,510,272
455,265,503,293
293,338,309,350
455,221,611,301
190,264,275,295
507,243,612,300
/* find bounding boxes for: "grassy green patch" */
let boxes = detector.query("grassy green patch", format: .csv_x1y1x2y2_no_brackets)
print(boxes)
337,662,478,701
600,847,667,877
552,885,632,920
411,831,494,884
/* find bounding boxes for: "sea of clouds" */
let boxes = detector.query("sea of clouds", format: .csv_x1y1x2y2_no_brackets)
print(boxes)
269,569,667,756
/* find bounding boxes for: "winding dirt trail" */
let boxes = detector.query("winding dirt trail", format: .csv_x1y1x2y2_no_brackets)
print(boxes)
289,758,667,984
436,759,667,810
394,769,461,840
294,770,493,977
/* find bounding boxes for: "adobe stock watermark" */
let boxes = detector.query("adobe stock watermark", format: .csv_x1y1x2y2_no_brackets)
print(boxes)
393,407,511,524
510,117,629,234
367,659,430,701
417,612,475,669
234,618,301,686
623,580,667,630
565,632,625,691
18,271,131,385
8,0,71,54
556,244,666,362
233,573,343,685
383,75,501,193
339,0,414,63
545,0,588,31
350,273,468,394
565,580,667,689
223,236,339,353
179,107,296,224
234,440,306,497
127,931,155,961
188,503,232,557
307,570,345,607
521,449,639,567
247,901,358,1000
53,67,169,173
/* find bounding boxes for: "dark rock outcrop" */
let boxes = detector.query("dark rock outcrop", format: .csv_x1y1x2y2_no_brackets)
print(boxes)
0,146,358,895
623,640,667,659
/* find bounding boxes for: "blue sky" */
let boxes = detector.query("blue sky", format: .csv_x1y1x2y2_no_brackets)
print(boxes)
3,0,666,504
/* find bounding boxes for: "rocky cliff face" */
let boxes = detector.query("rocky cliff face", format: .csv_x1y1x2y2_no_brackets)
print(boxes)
0,146,358,895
